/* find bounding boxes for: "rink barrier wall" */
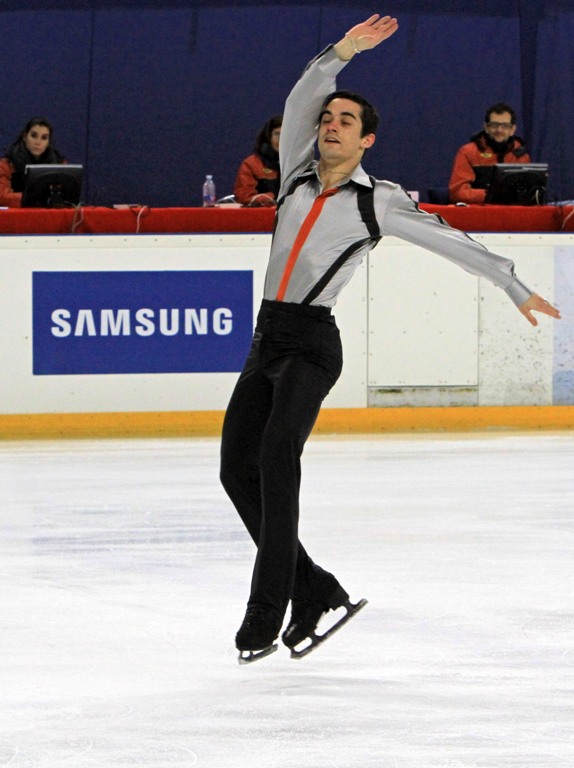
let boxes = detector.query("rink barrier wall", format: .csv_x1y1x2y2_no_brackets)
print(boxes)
1,406,574,440
1,233,573,424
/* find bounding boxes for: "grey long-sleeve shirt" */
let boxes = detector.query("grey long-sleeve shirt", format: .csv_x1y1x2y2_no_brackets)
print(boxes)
263,45,532,309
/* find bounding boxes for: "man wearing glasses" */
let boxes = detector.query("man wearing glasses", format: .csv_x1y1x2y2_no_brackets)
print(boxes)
448,103,530,204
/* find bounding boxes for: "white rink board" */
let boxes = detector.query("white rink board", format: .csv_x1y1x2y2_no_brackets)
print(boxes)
368,237,479,386
0,232,568,414
476,235,557,406
368,234,560,404
0,234,367,414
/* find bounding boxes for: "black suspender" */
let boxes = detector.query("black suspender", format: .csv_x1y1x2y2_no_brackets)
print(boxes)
302,176,382,305
357,176,382,240
272,173,313,238
301,235,372,305
273,173,382,305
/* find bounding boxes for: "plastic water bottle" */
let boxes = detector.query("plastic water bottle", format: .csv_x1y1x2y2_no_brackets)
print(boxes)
202,175,216,207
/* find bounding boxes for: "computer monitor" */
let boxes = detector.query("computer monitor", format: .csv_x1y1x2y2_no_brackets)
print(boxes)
21,164,83,208
472,163,548,205
471,165,495,190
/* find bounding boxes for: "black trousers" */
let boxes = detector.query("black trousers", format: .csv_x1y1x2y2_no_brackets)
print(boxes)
220,299,344,621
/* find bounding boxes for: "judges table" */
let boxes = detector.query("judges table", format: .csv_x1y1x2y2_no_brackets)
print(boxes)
0,203,574,235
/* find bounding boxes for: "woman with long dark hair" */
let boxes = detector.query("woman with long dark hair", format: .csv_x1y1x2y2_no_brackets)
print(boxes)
234,115,282,206
0,117,65,207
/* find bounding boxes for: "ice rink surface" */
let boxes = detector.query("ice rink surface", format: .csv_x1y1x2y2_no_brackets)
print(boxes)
1,432,573,768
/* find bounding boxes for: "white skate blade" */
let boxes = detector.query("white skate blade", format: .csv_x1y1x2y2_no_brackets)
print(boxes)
238,643,278,665
290,598,368,660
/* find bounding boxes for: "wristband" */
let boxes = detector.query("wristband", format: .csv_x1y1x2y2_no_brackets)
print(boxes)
345,34,361,54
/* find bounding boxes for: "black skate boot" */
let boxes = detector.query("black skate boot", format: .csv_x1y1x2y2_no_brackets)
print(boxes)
282,585,368,659
235,603,282,665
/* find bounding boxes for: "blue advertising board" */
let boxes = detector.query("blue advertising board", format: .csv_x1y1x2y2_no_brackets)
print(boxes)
32,270,253,375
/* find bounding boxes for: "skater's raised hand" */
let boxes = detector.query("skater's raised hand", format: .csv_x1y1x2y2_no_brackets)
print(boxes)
335,14,399,60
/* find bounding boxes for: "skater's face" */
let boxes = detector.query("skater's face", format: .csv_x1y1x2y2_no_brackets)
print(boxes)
318,98,375,166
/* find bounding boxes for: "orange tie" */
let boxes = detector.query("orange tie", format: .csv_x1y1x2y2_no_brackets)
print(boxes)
275,187,339,301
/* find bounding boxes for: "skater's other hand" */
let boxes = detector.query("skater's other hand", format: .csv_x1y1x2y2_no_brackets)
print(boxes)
519,293,561,327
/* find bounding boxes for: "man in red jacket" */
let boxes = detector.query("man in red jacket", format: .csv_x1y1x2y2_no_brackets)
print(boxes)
448,103,530,204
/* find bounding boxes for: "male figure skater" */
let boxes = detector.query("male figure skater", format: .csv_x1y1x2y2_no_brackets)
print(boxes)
220,13,561,664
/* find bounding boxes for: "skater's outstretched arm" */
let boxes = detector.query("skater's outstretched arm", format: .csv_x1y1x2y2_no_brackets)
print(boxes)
278,13,398,196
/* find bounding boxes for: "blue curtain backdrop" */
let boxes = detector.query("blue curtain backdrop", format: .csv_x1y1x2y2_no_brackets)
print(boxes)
0,0,572,206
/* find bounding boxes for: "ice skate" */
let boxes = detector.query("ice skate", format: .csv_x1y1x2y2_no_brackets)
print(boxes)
235,603,282,665
282,590,368,660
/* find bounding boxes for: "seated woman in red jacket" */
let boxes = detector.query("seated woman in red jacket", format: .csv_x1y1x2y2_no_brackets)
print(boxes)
448,103,530,204
0,117,66,207
234,115,282,206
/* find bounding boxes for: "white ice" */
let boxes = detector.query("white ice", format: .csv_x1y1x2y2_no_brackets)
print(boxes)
1,432,573,768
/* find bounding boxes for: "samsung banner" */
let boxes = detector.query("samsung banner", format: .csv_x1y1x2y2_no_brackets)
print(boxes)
32,270,253,375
